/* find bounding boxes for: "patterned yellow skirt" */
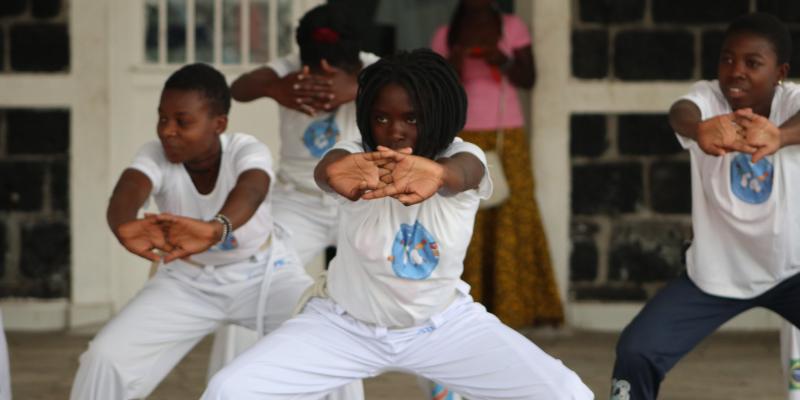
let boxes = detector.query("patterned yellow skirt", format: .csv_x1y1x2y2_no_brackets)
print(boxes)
459,128,564,328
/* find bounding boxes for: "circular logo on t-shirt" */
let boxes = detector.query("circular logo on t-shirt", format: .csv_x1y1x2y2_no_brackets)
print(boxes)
730,153,773,204
303,115,340,158
389,221,440,280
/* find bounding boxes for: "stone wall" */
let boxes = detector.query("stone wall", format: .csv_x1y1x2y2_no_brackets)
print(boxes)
569,0,800,301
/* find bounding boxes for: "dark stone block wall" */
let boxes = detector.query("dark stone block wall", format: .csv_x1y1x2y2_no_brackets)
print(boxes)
0,109,70,298
572,0,800,80
0,0,68,72
570,112,691,301
569,0,800,302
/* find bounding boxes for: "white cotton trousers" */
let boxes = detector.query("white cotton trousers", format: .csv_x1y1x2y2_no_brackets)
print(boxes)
272,184,339,266
0,310,11,400
69,240,361,400
205,186,363,400
202,295,594,400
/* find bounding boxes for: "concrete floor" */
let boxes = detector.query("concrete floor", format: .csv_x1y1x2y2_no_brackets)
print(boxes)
10,328,786,399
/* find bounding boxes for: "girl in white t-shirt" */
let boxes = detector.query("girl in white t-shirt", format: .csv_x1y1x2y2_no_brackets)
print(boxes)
611,13,800,400
202,49,592,400
214,7,375,398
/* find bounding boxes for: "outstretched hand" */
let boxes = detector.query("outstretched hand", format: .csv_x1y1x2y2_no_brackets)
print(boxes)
696,112,757,157
325,151,392,201
734,108,781,162
362,146,444,206
115,215,173,262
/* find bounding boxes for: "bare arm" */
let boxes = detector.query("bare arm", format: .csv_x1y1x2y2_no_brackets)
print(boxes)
668,99,703,141
669,99,756,156
500,46,535,89
437,152,485,195
779,111,800,148
230,66,332,116
107,169,170,261
107,169,153,236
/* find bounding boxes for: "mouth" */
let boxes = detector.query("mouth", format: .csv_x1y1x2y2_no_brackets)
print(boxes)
725,86,747,99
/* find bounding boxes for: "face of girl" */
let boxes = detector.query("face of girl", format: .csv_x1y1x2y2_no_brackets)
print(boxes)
370,82,419,151
717,32,788,115
157,89,226,165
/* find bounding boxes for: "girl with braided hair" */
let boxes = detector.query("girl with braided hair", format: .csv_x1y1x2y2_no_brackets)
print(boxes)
202,49,592,400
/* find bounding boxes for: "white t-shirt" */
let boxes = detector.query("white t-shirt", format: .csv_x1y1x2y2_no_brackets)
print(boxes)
130,132,276,266
267,52,380,192
678,80,800,298
325,138,492,328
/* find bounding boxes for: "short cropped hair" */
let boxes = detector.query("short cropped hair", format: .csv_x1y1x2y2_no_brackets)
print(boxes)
296,4,362,74
356,49,467,159
725,12,792,64
163,63,231,115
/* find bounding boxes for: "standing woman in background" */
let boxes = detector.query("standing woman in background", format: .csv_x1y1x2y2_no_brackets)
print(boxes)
431,0,563,328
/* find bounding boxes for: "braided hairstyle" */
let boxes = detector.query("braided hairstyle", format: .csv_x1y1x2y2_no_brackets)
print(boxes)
725,12,792,65
356,49,467,159
163,63,230,115
296,4,362,74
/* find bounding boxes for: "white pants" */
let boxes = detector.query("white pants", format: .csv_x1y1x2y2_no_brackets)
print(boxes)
206,187,363,400
70,241,359,400
0,310,11,400
272,184,339,266
782,322,800,400
203,295,594,400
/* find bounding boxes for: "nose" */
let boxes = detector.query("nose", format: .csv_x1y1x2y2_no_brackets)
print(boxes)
389,121,405,140
158,120,178,138
731,60,746,78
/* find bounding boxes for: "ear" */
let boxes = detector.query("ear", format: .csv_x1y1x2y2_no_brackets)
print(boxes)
214,114,228,134
778,62,790,83
778,63,791,81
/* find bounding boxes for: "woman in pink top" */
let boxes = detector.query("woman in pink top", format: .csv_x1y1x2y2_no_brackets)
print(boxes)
431,0,563,328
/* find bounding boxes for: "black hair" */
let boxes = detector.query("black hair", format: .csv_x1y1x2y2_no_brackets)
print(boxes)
725,12,792,65
446,0,503,49
356,49,467,159
296,4,362,74
163,63,231,115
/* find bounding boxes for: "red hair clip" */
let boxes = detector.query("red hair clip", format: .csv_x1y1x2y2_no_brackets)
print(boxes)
312,27,340,44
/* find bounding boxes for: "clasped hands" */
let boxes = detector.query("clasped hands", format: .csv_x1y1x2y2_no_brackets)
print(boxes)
115,213,222,263
325,146,446,206
698,108,782,162
278,60,356,116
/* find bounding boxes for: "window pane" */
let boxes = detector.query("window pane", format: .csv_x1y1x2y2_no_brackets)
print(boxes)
249,0,270,64
195,0,214,63
222,0,240,64
278,0,292,57
145,0,158,62
167,0,187,63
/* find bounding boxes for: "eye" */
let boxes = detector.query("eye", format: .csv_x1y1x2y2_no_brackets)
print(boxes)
406,116,417,124
746,59,762,68
158,116,168,124
375,115,388,124
176,118,192,128
719,55,733,64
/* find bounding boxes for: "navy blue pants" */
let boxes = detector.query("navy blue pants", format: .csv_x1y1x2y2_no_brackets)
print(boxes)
611,272,800,400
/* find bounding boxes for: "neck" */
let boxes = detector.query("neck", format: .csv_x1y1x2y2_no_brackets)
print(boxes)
184,144,222,175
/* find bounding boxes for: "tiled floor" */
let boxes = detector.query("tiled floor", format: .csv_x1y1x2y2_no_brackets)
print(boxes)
11,328,786,399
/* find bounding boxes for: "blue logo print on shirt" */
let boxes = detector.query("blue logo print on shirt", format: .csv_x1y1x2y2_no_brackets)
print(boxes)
730,153,773,204
389,221,440,280
303,114,340,158
209,234,238,251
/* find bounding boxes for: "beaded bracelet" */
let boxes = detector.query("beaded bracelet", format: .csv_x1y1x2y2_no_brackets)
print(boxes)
212,213,232,244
